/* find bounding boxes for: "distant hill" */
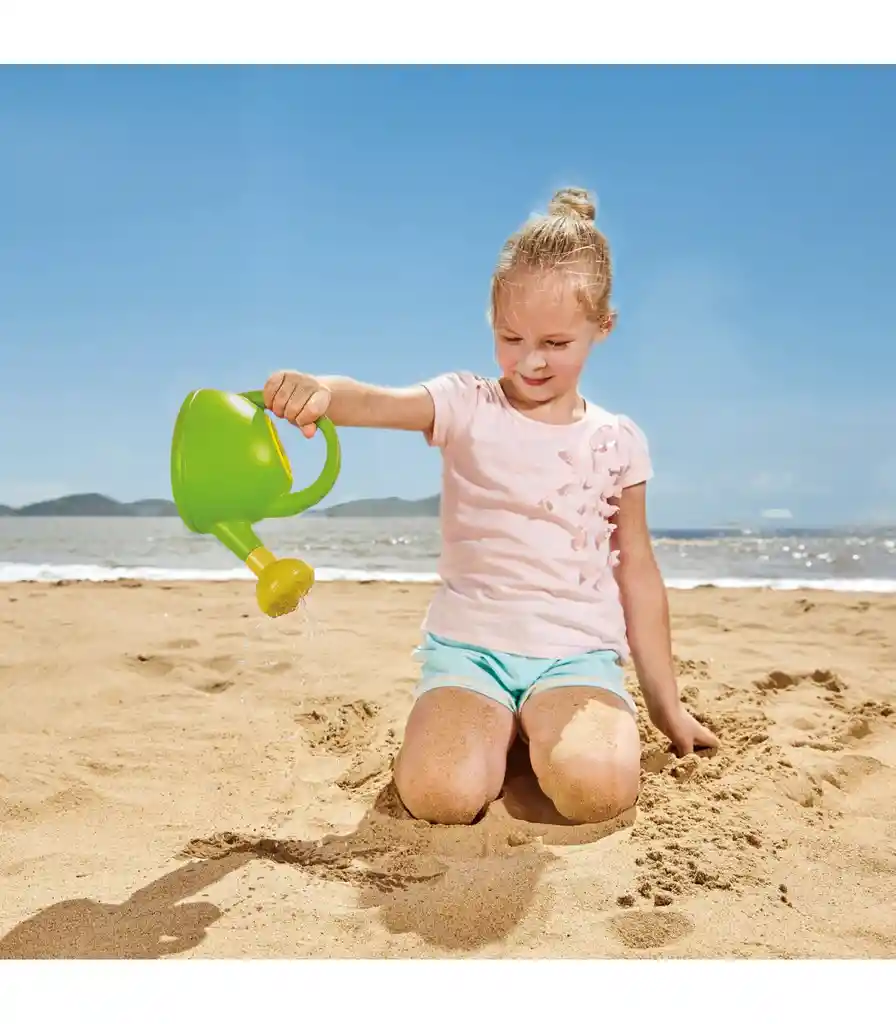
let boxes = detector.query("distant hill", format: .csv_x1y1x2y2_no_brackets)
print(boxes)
0,493,884,531
0,493,179,517
321,494,439,517
128,499,180,516
0,492,440,518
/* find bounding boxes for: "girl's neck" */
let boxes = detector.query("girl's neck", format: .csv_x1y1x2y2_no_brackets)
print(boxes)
498,377,587,425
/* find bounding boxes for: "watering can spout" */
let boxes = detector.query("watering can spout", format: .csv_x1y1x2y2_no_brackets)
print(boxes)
170,387,341,617
209,521,314,617
246,545,316,618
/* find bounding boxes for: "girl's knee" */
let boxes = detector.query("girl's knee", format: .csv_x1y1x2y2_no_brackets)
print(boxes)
530,746,639,824
523,688,641,824
394,758,493,825
393,688,515,825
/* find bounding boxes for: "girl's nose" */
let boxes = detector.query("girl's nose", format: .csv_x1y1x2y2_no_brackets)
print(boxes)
519,349,547,373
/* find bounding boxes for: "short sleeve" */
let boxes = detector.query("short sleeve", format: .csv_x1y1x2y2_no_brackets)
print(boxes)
420,371,480,448
617,414,654,489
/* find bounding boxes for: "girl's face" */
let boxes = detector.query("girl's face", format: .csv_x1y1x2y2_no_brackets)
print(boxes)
493,270,608,405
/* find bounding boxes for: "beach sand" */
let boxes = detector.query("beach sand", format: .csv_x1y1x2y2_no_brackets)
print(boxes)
1,580,895,959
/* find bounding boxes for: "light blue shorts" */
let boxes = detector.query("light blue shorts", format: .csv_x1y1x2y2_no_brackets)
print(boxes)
413,632,636,717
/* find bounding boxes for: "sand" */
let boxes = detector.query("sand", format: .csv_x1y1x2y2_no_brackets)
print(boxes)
1,579,895,959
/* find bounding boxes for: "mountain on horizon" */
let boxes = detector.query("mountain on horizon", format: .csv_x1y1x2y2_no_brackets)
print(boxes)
322,494,440,517
0,493,180,517
0,492,887,532
0,492,441,518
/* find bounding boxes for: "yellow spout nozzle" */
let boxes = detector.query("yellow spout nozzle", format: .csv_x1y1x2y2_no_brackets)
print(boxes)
246,546,315,618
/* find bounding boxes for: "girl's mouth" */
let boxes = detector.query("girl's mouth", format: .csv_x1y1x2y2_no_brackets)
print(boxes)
520,375,552,387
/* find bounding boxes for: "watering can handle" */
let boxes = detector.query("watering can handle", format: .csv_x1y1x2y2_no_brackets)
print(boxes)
240,390,342,517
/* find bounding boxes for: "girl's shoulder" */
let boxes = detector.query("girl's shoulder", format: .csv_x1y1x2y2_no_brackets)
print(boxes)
420,370,504,448
582,400,653,488
423,369,494,396
582,396,647,436
423,370,508,415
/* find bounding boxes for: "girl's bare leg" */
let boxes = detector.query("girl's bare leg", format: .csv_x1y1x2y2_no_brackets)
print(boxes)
393,687,516,825
521,687,640,824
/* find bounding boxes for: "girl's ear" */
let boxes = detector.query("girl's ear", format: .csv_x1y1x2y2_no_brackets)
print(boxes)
591,310,617,345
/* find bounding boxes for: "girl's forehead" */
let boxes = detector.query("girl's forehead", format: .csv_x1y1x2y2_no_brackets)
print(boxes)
496,271,589,334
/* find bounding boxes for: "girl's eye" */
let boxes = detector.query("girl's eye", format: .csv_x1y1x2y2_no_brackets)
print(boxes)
502,336,521,344
545,340,570,349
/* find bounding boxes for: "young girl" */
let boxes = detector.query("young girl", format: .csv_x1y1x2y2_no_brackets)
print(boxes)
263,187,719,827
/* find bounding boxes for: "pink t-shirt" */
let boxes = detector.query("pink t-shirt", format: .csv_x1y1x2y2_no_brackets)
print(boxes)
420,371,653,660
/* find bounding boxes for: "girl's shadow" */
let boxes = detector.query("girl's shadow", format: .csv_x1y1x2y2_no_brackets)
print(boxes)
0,743,634,958
0,853,251,959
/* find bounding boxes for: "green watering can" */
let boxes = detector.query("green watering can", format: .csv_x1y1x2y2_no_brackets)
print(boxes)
170,389,341,618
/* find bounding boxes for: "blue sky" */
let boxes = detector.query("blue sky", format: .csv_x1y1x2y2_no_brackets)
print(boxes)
1,66,894,527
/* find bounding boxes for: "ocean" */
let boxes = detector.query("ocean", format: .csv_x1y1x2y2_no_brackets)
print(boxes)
1,516,895,591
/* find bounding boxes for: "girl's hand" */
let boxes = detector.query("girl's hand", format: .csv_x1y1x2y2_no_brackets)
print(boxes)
264,370,332,438
652,704,720,757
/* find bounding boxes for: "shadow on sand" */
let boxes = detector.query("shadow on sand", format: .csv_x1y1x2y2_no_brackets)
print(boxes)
179,738,635,952
0,852,251,959
1,739,634,957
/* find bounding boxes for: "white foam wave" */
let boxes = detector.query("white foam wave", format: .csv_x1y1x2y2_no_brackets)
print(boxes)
1,562,895,592
0,562,440,584
659,576,896,593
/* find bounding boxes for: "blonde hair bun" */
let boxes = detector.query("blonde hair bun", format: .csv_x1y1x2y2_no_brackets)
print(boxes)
547,187,596,223
489,182,613,329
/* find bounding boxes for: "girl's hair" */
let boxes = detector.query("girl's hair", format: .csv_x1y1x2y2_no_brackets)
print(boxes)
489,186,614,330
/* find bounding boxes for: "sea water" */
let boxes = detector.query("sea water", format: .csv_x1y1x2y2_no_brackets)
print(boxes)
1,516,895,591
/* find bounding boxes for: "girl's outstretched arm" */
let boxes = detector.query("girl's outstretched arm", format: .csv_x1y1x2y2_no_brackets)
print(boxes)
263,369,435,436
612,483,720,756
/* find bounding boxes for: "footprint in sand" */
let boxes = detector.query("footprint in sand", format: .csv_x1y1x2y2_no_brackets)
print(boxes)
819,754,896,823
192,678,236,694
778,750,896,814
336,752,395,793
755,668,846,695
126,653,178,677
821,754,889,792
758,667,893,756
776,771,825,809
4,782,105,826
294,698,381,754
609,909,694,950
189,655,241,694
124,650,242,694
203,655,237,673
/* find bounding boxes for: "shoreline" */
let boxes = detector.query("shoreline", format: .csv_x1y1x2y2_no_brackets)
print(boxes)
2,574,896,593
